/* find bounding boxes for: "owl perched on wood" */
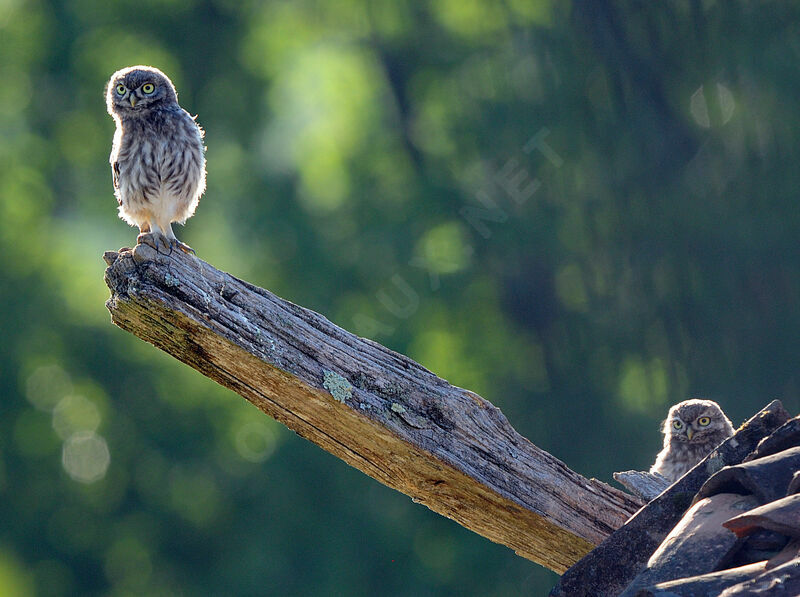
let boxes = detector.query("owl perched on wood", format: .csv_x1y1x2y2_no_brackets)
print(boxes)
106,65,206,254
650,399,734,483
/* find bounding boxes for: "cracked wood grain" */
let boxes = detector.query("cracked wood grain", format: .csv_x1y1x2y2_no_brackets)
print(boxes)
102,244,643,574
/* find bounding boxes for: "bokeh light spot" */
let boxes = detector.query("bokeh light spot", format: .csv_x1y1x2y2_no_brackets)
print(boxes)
52,395,101,440
61,432,110,484
235,420,278,463
25,365,72,412
414,222,471,275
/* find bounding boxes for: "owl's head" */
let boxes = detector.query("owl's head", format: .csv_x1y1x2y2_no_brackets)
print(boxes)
662,398,734,445
106,65,179,118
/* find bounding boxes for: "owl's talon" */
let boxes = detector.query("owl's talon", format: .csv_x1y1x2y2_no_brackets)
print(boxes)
171,239,195,255
137,232,168,254
137,232,155,249
137,232,155,248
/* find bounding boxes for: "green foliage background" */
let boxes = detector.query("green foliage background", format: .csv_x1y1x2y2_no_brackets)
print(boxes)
2,1,799,595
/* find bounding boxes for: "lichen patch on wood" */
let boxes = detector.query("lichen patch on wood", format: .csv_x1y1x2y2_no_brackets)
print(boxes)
323,370,353,403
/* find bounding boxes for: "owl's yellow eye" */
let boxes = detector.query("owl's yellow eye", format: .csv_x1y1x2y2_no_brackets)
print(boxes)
115,84,126,95
142,83,155,94
672,420,683,430
697,416,711,426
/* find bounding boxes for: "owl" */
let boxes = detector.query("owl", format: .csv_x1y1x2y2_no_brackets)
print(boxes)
649,399,734,482
106,65,206,254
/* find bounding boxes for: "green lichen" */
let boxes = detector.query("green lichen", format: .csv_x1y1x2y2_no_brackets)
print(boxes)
164,272,180,288
323,370,352,403
383,382,404,397
390,402,406,414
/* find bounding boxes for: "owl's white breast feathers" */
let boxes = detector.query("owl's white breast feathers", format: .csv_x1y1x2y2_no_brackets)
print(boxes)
111,109,205,233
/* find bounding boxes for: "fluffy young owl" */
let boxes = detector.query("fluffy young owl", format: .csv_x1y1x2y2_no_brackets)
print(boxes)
650,399,734,482
106,65,206,253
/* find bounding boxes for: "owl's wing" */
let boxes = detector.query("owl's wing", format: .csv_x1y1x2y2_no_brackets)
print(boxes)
112,162,122,205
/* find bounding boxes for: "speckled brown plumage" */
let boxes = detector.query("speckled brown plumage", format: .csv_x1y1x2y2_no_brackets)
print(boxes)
650,399,735,482
106,65,206,253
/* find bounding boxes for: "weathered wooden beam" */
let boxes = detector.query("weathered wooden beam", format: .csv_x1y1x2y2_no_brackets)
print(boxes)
613,470,671,501
102,244,643,574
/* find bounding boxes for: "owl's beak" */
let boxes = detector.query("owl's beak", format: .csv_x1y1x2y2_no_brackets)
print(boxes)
129,96,137,108
686,428,694,440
